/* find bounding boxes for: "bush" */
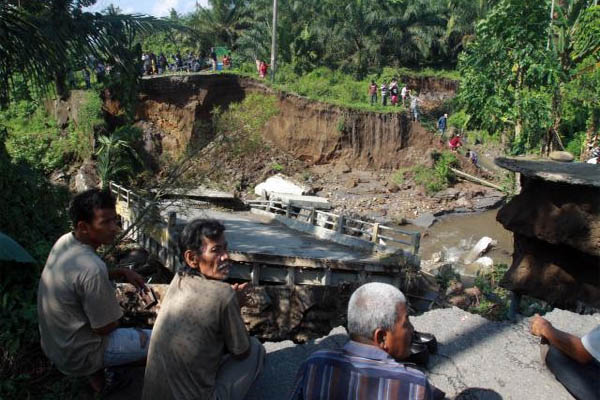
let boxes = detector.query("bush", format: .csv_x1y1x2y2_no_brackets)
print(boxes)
0,91,103,173
413,151,458,194
213,93,280,156
0,130,70,397
565,131,586,158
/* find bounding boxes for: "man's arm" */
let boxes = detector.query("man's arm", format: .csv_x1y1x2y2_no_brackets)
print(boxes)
93,320,119,336
109,268,147,291
530,315,593,364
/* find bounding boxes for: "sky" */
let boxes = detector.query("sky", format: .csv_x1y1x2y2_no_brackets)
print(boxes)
85,0,208,17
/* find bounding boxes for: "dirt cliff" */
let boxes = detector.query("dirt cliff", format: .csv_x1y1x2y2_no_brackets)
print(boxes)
131,74,456,169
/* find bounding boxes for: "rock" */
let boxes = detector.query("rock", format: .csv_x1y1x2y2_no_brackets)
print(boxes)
454,196,472,208
73,160,99,192
255,174,311,198
448,294,470,308
433,188,460,201
335,161,352,174
344,177,358,189
49,170,69,186
407,213,437,228
472,192,505,211
549,151,574,162
446,281,464,296
472,256,494,269
463,236,496,264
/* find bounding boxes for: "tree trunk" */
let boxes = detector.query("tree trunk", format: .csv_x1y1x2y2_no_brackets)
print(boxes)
54,70,68,101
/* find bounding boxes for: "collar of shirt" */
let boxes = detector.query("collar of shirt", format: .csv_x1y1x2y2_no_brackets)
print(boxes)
343,340,394,362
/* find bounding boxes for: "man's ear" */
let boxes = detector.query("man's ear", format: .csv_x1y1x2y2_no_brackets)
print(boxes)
183,249,197,267
373,328,387,350
75,220,89,235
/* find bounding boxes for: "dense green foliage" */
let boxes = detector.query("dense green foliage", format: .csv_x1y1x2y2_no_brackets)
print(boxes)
140,0,498,77
0,91,103,172
457,1,600,155
0,130,71,398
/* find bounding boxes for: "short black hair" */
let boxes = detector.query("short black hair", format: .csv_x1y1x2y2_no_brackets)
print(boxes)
178,219,226,262
69,189,116,226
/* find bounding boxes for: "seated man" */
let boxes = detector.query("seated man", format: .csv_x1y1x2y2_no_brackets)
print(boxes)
290,282,444,400
142,219,265,400
37,189,151,393
530,314,600,400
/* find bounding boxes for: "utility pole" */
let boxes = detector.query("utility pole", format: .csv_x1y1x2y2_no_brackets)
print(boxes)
270,0,278,82
547,0,555,51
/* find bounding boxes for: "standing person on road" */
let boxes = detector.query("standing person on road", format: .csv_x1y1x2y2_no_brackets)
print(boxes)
530,315,600,400
368,80,378,106
437,113,448,138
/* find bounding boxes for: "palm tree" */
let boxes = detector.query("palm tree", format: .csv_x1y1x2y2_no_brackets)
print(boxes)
189,0,247,49
0,1,175,105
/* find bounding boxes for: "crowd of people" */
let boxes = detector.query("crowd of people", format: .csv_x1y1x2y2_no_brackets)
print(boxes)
36,188,599,399
140,47,232,76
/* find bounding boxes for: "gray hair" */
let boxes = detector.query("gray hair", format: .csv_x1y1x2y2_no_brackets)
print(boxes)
347,282,407,339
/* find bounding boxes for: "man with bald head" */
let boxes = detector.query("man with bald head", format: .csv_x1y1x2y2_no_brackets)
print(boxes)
290,282,443,400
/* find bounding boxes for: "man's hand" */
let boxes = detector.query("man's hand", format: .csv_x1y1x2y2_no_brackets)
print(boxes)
530,314,552,339
110,268,147,291
231,282,250,307
136,328,149,349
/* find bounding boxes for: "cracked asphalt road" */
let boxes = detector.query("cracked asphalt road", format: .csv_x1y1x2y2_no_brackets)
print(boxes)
247,307,599,400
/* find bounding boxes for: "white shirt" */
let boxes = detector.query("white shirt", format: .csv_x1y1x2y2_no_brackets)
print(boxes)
582,325,600,362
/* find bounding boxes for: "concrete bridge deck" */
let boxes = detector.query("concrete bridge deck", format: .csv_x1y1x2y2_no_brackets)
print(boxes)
159,201,384,266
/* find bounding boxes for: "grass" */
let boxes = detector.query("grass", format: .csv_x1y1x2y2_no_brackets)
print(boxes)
226,63,457,113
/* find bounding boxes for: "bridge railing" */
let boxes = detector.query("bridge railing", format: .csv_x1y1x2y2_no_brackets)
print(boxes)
245,199,420,255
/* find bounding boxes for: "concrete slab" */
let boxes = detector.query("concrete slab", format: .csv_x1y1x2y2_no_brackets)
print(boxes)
158,201,384,266
496,157,600,188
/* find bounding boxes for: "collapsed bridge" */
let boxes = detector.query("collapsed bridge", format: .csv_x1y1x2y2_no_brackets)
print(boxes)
108,182,423,341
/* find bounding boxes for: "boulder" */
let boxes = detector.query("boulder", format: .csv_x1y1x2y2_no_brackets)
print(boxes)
255,174,311,198
463,236,496,264
73,160,99,192
549,151,574,162
472,256,494,269
408,213,437,228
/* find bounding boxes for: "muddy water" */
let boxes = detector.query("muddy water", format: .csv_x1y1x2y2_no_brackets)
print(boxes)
409,209,514,266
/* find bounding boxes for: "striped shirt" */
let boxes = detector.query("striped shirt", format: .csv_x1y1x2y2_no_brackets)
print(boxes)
290,341,435,400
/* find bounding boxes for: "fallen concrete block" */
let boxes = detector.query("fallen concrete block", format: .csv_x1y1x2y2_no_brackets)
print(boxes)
255,174,311,198
463,236,496,264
